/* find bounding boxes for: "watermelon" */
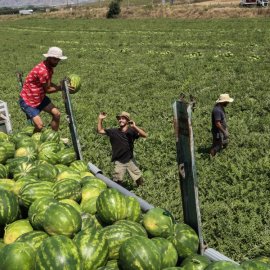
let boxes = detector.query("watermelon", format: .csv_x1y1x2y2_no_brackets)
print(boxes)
40,129,60,143
181,254,211,270
14,136,36,150
4,219,33,244
5,156,29,176
32,132,42,142
205,261,243,270
16,230,49,250
57,169,81,182
38,141,60,153
13,176,37,195
20,125,35,136
100,224,136,260
53,178,82,201
58,148,77,165
35,235,82,270
13,161,36,180
143,207,174,238
114,220,148,237
119,235,162,270
167,223,199,259
15,146,37,161
43,202,82,237
28,197,58,230
80,171,94,178
97,260,119,270
0,189,19,225
19,181,54,207
81,176,107,190
0,131,9,142
152,237,178,268
96,188,128,224
38,149,59,165
241,259,270,270
0,141,15,159
162,268,182,270
0,164,8,178
80,197,99,215
125,196,141,222
70,159,88,172
73,228,109,269
31,161,58,182
0,178,15,191
0,145,7,164
68,74,81,94
0,241,35,270
60,199,82,213
81,212,102,231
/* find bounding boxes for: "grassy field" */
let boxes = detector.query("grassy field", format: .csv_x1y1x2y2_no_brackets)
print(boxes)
1,16,270,261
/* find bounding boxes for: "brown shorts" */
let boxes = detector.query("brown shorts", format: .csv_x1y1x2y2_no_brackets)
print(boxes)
113,159,142,183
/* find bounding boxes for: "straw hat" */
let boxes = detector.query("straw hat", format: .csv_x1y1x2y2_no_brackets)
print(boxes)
43,47,67,60
116,111,130,121
216,94,234,103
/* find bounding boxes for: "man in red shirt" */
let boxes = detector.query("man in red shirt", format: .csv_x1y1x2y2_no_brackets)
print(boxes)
19,47,67,132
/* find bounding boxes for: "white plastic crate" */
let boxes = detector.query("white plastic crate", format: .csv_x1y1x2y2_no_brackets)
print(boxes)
0,100,12,134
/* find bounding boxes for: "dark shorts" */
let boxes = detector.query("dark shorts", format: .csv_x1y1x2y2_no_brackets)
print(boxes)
19,96,51,119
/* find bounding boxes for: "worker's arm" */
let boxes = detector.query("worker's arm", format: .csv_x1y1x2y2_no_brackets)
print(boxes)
43,82,61,94
215,121,228,137
97,113,107,134
130,121,147,138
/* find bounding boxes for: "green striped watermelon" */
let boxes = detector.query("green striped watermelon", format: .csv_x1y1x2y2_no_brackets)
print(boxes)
31,161,58,182
68,74,82,94
16,230,49,250
125,196,141,222
43,202,82,237
241,259,270,270
5,156,29,176
96,188,127,224
167,223,199,259
143,207,174,238
58,148,77,165
162,268,182,270
28,197,58,230
4,219,33,244
81,213,101,231
152,237,178,268
56,169,81,182
38,149,59,165
60,199,82,213
19,181,54,207
119,235,162,270
114,220,148,237
15,146,37,161
14,135,36,150
31,131,42,142
13,162,36,180
100,224,135,260
0,189,19,225
73,228,109,269
81,176,107,190
38,141,60,153
35,235,82,270
20,125,35,136
0,141,15,159
0,178,15,192
97,260,119,270
0,131,9,142
40,129,60,143
205,261,243,270
70,159,88,172
0,241,35,270
0,145,7,164
181,254,211,270
0,164,8,178
13,176,37,196
53,178,82,201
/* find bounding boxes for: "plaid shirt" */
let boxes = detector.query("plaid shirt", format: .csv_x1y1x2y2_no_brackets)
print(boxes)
20,61,53,107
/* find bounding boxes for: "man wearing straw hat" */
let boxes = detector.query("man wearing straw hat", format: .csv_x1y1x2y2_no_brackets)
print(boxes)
97,111,147,187
19,47,69,132
210,93,234,157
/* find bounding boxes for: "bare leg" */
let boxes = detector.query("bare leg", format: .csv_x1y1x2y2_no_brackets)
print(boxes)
32,115,45,132
43,102,61,131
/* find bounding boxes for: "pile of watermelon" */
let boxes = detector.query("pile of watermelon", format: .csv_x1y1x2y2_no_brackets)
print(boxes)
0,126,269,270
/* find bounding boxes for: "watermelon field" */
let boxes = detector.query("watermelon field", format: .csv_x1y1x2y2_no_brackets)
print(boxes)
1,16,270,263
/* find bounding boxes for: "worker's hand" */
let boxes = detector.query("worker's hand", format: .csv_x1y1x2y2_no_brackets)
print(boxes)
98,112,107,120
68,85,75,93
129,120,136,127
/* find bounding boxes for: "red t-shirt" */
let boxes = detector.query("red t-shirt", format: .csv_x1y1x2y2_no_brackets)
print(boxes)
20,61,53,107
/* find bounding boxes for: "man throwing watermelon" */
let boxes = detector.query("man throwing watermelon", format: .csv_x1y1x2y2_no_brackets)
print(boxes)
97,111,147,187
19,47,68,132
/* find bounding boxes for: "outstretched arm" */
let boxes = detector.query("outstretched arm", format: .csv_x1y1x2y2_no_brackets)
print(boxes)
97,112,107,134
43,82,61,94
